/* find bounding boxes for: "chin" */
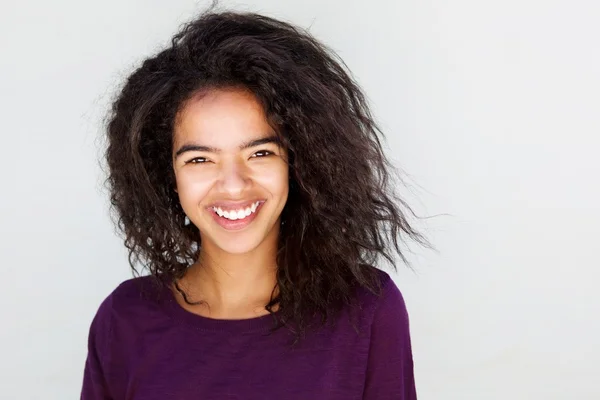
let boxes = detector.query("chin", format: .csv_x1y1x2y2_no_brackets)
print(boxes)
200,222,280,256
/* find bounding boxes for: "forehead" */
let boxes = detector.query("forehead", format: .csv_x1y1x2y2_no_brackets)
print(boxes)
174,88,274,148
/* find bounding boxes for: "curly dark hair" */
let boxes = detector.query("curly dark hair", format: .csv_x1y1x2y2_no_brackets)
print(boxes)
104,9,429,338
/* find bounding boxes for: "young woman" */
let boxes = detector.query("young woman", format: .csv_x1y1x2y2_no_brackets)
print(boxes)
82,10,428,400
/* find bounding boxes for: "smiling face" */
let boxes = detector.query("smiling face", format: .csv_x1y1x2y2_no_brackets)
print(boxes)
172,88,289,256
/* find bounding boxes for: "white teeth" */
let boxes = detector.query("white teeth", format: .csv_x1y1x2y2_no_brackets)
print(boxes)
212,201,261,221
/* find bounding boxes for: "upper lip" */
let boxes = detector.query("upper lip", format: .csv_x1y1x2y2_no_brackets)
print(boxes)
207,200,264,209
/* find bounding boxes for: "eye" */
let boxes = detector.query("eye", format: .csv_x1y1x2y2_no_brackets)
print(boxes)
185,157,209,164
251,150,273,158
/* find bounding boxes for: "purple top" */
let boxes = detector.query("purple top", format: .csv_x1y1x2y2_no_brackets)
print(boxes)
81,269,416,399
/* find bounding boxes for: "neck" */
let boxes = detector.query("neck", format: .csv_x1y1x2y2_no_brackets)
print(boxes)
178,237,280,319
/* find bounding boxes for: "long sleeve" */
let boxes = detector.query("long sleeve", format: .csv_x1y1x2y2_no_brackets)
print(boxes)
362,277,417,399
81,295,114,400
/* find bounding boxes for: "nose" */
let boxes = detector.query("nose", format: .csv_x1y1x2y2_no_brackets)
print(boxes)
217,158,250,197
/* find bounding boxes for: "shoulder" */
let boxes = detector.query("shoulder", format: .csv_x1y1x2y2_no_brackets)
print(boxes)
359,268,416,398
355,267,411,331
358,267,407,310
88,275,166,333
374,268,408,316
109,274,165,304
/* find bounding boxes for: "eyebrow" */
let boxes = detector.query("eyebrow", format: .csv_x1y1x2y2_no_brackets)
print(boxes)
174,135,281,158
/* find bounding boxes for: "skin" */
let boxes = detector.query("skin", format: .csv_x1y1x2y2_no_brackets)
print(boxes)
171,87,289,319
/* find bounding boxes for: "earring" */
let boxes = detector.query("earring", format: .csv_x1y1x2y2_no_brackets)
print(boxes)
184,216,190,225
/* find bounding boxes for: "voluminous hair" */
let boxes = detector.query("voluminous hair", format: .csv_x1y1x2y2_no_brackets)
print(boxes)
104,10,429,338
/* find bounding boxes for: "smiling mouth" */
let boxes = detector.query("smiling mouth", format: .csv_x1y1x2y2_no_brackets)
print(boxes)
208,200,266,231
211,200,263,221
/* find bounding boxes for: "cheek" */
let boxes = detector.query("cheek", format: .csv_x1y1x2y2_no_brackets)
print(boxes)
254,164,289,196
175,170,214,208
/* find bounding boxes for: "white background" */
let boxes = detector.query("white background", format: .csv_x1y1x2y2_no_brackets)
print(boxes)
1,0,599,398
